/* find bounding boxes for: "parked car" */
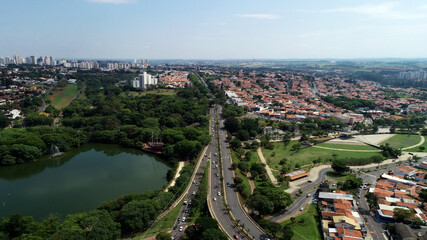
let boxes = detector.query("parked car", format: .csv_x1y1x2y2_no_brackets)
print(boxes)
179,226,183,232
234,234,239,239
217,191,221,196
213,197,217,201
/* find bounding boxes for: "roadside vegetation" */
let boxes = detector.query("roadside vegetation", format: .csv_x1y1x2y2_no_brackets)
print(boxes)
280,204,321,240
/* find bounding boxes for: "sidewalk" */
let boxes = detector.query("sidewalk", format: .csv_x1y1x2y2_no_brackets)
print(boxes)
164,161,185,192
350,152,427,171
257,147,278,185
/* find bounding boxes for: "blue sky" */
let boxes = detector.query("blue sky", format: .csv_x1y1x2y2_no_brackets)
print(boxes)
1,0,427,59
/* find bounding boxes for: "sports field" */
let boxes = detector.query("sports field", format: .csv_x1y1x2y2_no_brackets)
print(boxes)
49,84,79,109
262,141,382,172
379,134,421,149
404,138,427,152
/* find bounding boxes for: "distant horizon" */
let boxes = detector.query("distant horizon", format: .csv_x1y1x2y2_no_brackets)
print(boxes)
4,56,427,62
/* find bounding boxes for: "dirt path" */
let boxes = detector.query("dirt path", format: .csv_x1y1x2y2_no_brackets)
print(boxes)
246,172,255,194
402,135,425,150
312,145,381,152
164,161,185,192
257,147,278,185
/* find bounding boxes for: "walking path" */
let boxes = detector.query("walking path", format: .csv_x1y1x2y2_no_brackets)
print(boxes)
312,135,425,152
164,161,185,192
350,151,427,170
246,172,255,194
257,147,278,185
312,145,381,152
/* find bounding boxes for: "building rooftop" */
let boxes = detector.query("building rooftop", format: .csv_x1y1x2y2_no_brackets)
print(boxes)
319,192,354,201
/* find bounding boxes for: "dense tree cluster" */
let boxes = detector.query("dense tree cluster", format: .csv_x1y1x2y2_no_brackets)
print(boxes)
373,116,426,131
331,159,350,174
224,117,260,140
0,112,11,128
338,174,363,191
248,182,292,216
0,190,174,239
380,143,402,158
0,126,88,166
322,95,376,111
202,75,227,105
184,217,227,240
60,84,210,164
221,104,245,119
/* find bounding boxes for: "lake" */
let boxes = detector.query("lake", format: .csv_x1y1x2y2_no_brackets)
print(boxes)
0,144,170,220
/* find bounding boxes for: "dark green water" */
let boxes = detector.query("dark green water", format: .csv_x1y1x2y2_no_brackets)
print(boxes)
0,144,169,220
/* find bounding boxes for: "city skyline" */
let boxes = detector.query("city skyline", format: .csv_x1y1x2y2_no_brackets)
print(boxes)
1,0,427,59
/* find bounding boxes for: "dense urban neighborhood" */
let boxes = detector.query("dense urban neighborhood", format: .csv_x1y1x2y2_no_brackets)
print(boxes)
1,57,427,240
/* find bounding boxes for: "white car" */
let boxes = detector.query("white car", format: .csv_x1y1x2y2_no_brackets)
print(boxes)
192,191,195,195
217,191,221,196
213,197,217,201
179,226,183,232
182,217,186,222
300,207,304,211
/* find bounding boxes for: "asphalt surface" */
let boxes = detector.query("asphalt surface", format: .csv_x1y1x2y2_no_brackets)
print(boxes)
169,107,215,239
211,105,268,240
198,74,269,240
269,167,330,222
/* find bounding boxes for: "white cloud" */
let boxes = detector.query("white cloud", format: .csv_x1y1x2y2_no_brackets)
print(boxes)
85,0,135,4
236,14,280,20
307,2,427,20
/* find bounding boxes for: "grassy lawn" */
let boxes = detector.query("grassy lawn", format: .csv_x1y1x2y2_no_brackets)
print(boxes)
231,151,252,193
48,84,79,109
380,134,421,149
263,141,382,171
317,142,378,150
128,198,185,239
126,89,178,97
280,204,321,240
404,137,427,152
326,171,354,181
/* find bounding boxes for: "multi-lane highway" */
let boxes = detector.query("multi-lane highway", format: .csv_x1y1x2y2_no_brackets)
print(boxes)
169,107,215,239
208,105,268,240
